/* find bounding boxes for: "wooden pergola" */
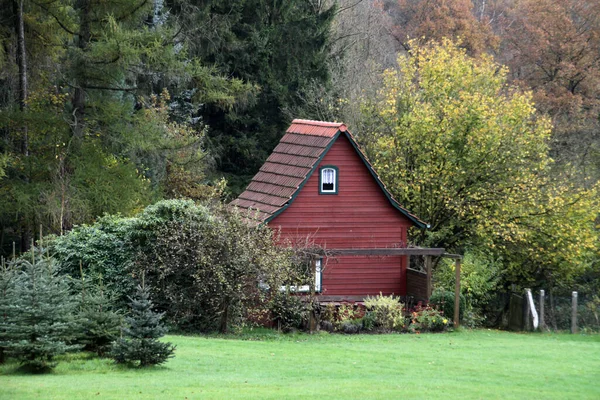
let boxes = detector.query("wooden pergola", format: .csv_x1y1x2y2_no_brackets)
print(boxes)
312,247,463,328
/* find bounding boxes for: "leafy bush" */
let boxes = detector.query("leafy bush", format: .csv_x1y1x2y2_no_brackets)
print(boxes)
336,303,364,324
429,289,466,322
320,303,337,324
434,251,501,319
320,320,335,332
49,215,137,309
269,292,307,332
361,312,377,332
49,200,217,311
409,305,450,333
50,199,299,333
111,284,175,367
340,320,362,334
138,202,296,332
364,293,405,331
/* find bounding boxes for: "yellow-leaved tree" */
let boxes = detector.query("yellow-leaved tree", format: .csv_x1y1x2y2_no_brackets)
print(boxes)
362,39,598,287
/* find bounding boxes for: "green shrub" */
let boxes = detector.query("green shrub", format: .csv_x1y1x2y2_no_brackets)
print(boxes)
50,199,299,333
361,311,377,332
320,303,337,323
364,293,405,331
269,292,307,332
409,305,450,332
320,320,335,332
139,202,297,333
433,251,501,317
49,215,137,309
340,319,362,334
336,303,361,324
429,289,466,322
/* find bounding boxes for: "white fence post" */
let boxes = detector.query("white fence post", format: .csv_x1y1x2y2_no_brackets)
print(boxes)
525,288,538,330
539,290,545,331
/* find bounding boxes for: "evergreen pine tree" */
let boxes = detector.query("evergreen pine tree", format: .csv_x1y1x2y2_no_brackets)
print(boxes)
111,284,175,367
0,255,80,371
77,276,122,357
0,257,16,364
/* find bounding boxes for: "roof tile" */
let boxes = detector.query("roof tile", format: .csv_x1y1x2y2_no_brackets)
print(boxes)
280,133,332,147
259,162,309,178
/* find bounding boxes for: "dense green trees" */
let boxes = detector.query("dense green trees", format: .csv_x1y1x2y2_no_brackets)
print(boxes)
171,0,336,193
0,0,252,254
0,0,335,254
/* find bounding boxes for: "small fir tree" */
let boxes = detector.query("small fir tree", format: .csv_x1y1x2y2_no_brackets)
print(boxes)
0,257,16,364
0,256,81,371
77,275,122,357
111,283,175,367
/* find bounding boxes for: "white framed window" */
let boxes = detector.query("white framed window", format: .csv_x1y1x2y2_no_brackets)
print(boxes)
319,166,338,194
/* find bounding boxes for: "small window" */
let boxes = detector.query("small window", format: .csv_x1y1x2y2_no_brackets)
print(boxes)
319,166,338,194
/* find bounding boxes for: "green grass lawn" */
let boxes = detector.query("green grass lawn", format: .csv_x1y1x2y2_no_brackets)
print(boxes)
1,329,599,399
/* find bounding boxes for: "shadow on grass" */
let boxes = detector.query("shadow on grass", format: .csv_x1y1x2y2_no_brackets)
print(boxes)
0,350,170,376
0,361,56,375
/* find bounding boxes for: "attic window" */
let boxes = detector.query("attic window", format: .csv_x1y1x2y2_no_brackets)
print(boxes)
319,166,338,194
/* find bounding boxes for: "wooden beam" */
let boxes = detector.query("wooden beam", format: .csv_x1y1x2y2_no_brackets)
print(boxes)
454,258,461,328
309,256,318,333
571,291,578,334
326,248,445,256
316,295,367,303
425,255,432,299
442,253,463,259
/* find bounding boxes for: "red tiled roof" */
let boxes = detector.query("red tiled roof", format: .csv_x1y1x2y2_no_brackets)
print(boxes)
231,119,338,222
231,119,428,228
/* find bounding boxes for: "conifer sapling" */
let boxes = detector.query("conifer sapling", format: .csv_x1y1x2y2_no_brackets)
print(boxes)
0,253,81,371
111,282,175,367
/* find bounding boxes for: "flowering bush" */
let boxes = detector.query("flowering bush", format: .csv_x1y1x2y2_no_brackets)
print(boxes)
410,305,450,333
335,302,366,330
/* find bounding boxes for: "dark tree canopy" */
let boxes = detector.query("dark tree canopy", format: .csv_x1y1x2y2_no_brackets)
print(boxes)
171,0,336,194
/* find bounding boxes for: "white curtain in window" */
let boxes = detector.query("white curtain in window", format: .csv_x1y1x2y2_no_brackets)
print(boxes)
322,169,335,185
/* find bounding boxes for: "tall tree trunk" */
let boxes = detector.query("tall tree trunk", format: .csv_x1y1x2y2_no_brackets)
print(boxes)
15,0,28,152
15,0,30,251
72,0,91,137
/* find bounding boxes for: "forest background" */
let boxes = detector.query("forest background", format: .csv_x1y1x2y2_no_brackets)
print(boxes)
0,0,599,320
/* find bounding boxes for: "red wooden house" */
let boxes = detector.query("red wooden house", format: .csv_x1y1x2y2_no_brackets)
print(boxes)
231,119,429,302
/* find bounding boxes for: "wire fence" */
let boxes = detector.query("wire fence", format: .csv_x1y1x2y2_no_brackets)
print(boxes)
503,289,600,333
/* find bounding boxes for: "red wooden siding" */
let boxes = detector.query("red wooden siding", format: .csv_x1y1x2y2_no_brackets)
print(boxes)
269,135,413,296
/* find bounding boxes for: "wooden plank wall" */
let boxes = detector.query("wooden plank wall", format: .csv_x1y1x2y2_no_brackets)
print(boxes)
270,135,413,296
406,268,428,301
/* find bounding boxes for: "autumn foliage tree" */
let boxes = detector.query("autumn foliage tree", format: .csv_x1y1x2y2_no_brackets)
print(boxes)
383,0,498,55
363,39,598,286
501,0,600,181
